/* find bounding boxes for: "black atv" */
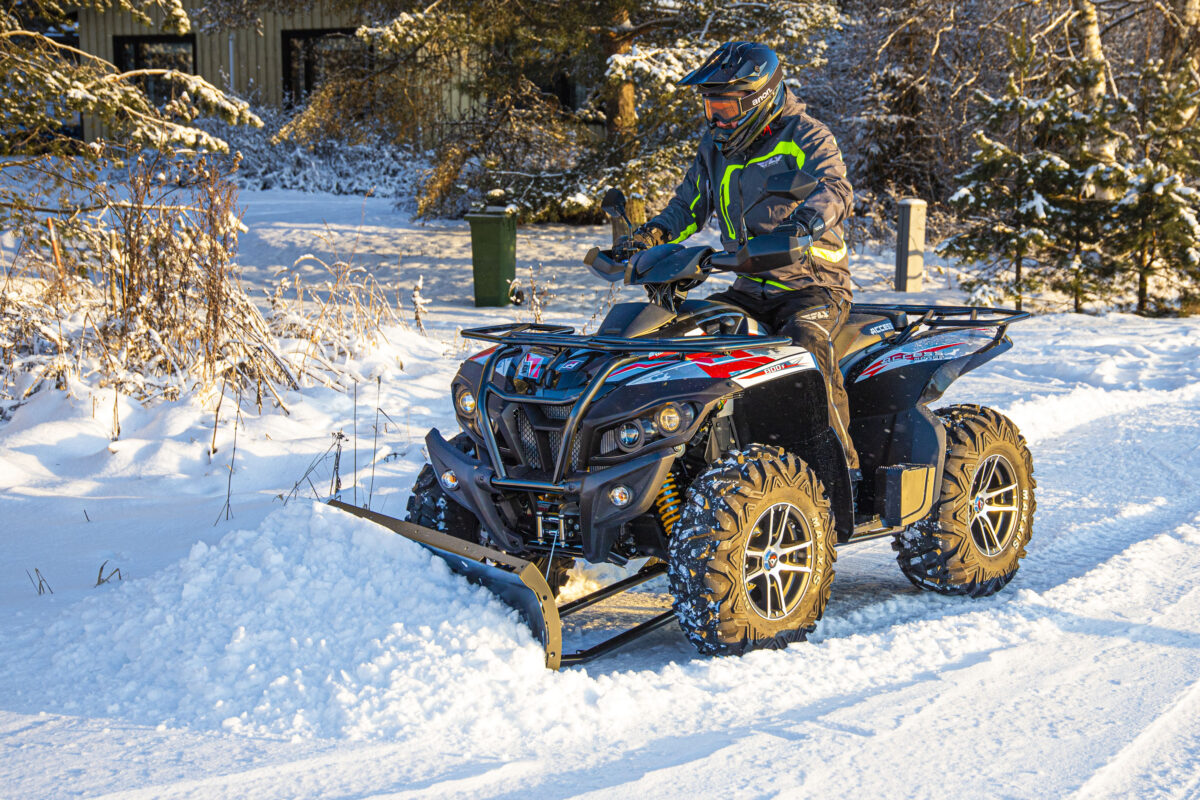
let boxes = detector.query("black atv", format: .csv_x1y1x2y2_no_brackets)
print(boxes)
333,173,1036,669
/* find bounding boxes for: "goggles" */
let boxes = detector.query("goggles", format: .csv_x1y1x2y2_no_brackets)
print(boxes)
703,94,746,124
701,69,783,125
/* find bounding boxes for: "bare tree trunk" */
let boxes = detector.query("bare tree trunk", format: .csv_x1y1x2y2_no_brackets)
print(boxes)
1014,248,1024,311
1161,0,1200,71
603,10,643,223
1161,0,1200,125
1073,0,1118,164
604,10,637,156
1074,0,1106,108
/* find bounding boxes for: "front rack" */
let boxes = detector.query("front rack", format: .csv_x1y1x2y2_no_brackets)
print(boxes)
463,323,792,353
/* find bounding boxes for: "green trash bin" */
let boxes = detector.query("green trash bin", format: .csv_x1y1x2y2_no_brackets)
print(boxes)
464,206,517,307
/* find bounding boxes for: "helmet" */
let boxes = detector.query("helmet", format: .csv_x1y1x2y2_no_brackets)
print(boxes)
679,42,786,156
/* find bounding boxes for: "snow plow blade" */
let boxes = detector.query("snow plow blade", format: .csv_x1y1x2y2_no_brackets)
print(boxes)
328,499,565,669
329,499,678,669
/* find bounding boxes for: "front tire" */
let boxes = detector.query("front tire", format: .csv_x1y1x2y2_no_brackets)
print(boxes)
894,405,1037,597
405,432,483,544
668,445,838,656
404,433,573,596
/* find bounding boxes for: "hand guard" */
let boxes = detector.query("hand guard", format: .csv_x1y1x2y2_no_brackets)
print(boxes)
780,207,826,239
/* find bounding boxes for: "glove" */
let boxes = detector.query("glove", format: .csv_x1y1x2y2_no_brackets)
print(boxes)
614,223,666,260
781,207,826,239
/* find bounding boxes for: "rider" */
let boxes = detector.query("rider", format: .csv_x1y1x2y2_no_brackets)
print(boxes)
619,41,859,473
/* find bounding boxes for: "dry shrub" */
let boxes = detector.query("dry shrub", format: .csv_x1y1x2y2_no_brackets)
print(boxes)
2,152,411,420
267,238,404,390
1,152,296,414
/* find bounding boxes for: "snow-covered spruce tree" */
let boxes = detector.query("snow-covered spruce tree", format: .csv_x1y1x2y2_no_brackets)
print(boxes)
938,31,1062,310
940,3,1180,314
845,0,1003,202
1103,62,1200,315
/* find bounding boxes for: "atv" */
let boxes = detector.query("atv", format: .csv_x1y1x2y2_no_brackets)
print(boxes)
333,171,1037,668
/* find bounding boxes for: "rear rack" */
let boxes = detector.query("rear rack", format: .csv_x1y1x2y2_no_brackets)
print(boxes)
463,322,791,353
852,303,1030,345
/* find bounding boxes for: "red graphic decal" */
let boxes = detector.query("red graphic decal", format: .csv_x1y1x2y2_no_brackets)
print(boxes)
858,341,966,380
684,350,775,379
518,352,546,380
470,345,499,362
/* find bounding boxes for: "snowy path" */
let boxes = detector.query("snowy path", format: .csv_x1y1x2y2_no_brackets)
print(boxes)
3,192,1200,798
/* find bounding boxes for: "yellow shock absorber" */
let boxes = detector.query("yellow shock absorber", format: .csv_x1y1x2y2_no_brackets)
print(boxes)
655,473,683,535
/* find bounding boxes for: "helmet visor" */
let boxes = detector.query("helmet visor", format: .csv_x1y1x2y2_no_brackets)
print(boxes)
703,94,746,125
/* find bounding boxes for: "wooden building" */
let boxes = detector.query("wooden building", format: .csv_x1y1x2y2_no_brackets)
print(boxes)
77,1,366,139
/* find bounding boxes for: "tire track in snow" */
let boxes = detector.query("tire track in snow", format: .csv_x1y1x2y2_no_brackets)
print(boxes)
1072,659,1200,800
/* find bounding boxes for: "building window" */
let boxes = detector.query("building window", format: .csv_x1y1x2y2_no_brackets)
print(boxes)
113,35,196,107
282,29,364,104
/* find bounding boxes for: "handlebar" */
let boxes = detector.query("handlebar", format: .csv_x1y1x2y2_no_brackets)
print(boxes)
584,232,814,288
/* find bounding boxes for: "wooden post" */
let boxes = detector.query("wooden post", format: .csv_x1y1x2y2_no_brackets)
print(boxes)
895,198,927,292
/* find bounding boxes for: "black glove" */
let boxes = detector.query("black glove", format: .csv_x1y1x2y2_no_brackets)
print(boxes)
782,207,826,239
614,223,666,260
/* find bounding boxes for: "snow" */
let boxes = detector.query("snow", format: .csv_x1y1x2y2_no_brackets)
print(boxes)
4,190,1200,799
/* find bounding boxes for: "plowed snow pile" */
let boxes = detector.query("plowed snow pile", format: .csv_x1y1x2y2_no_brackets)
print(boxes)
4,503,555,739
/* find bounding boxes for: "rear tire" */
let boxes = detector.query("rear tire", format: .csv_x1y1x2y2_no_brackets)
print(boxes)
668,445,838,656
894,405,1036,597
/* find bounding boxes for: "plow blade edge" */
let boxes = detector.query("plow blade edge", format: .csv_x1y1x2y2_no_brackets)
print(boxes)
328,500,565,669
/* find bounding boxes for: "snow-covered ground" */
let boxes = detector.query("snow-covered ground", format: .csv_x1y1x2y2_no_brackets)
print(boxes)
3,190,1200,799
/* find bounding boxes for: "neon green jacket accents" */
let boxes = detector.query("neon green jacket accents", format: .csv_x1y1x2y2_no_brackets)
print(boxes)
647,90,855,300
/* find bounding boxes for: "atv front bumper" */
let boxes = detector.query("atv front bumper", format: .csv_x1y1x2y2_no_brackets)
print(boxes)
426,428,673,562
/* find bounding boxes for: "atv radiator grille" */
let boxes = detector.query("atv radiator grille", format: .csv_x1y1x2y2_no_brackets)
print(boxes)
515,408,542,469
508,406,583,474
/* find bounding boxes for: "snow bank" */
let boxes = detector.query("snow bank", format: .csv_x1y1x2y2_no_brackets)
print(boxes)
4,503,546,740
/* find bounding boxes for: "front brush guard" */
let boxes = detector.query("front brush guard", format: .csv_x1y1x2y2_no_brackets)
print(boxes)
329,500,675,669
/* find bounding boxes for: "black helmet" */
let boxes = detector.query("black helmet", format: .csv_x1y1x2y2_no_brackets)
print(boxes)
679,42,786,156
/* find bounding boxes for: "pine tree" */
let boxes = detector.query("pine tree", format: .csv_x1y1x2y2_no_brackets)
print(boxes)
938,29,1060,310
1103,62,1200,314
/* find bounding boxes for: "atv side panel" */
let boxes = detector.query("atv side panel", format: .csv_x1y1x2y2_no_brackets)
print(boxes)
846,328,1004,417
732,369,856,541
848,404,947,518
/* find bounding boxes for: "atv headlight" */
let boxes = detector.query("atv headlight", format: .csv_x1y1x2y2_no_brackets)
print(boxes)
456,389,477,415
657,403,683,434
617,421,642,452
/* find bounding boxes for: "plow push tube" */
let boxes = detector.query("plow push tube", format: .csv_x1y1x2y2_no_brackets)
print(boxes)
329,500,675,669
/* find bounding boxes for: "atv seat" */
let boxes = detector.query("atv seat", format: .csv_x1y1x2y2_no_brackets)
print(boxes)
833,308,909,361
680,298,907,359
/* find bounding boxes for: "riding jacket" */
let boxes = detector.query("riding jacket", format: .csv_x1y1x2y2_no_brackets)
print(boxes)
647,89,854,300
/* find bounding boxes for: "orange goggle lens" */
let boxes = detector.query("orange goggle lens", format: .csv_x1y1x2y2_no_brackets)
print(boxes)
703,96,743,123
